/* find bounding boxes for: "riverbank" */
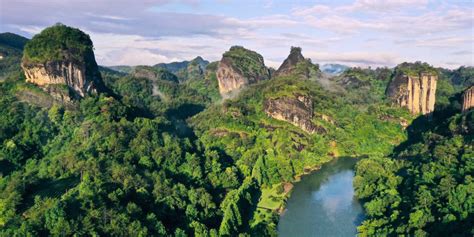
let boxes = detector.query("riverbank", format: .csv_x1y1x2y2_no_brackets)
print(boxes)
251,156,363,231
278,157,364,236
255,157,333,216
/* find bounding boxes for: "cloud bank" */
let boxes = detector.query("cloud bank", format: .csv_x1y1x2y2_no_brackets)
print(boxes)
1,0,472,68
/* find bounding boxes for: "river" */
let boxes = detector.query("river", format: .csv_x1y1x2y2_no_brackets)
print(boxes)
278,157,364,237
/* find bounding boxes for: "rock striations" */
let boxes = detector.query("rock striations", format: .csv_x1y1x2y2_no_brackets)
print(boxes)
264,94,324,134
217,46,270,97
21,24,104,101
386,63,438,115
462,86,474,112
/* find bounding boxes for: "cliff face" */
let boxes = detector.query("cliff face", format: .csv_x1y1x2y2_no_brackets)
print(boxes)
22,60,101,98
462,86,474,112
264,94,324,134
217,46,270,97
217,57,248,95
21,24,104,100
386,72,438,115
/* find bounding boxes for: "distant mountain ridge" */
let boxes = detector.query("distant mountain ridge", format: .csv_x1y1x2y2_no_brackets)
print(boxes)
321,64,349,75
0,32,29,50
0,32,29,79
155,56,209,74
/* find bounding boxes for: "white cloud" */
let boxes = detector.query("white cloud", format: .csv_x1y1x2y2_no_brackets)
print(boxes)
304,15,387,34
306,51,402,67
3,0,471,69
292,5,331,16
340,0,429,13
295,2,472,36
395,36,474,48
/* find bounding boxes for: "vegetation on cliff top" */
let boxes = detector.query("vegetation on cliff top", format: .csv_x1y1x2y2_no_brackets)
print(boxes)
222,46,270,80
190,74,412,234
394,62,438,77
23,23,94,64
1,24,471,236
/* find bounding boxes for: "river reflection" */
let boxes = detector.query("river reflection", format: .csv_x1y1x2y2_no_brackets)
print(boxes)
278,157,364,237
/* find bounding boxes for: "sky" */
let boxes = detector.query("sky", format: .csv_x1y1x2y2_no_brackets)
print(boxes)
1,0,473,69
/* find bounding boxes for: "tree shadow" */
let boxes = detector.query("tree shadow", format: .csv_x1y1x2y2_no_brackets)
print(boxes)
19,176,80,212
0,160,15,176
166,103,205,120
392,92,463,156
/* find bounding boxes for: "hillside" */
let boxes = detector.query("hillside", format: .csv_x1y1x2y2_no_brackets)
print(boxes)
354,98,473,236
0,23,472,237
0,32,29,79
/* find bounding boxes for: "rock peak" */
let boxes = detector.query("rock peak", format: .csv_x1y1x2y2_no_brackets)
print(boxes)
216,46,270,98
21,24,104,101
386,62,438,115
275,46,319,79
290,46,302,55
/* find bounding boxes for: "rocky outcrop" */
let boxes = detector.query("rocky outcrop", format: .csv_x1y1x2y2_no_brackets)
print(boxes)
386,64,438,115
217,46,270,97
274,47,320,79
22,61,101,99
275,47,305,77
462,86,474,112
21,24,104,100
264,94,324,134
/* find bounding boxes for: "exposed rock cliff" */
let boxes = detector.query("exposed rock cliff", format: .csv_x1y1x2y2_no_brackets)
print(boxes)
264,94,324,134
274,47,320,79
386,63,438,115
22,61,101,99
21,24,104,100
217,46,270,97
462,86,474,112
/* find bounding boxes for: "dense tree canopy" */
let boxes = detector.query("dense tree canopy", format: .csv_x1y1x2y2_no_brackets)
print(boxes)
354,100,473,236
1,27,472,236
23,24,94,64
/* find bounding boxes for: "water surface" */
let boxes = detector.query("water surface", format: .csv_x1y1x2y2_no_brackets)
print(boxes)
278,157,364,237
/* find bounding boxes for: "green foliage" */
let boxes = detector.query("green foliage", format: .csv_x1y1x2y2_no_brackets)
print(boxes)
354,106,474,236
0,33,28,79
336,67,392,106
438,66,474,94
0,33,29,50
23,23,94,64
394,61,438,77
133,65,179,83
185,62,221,102
2,24,470,236
447,66,474,89
0,76,230,236
222,46,270,80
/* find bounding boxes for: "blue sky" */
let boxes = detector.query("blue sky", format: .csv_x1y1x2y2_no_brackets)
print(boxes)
1,0,472,68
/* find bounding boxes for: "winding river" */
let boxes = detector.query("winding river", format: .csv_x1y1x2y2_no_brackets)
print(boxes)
278,157,364,237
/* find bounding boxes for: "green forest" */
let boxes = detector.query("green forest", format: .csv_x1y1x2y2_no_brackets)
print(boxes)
0,24,472,236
